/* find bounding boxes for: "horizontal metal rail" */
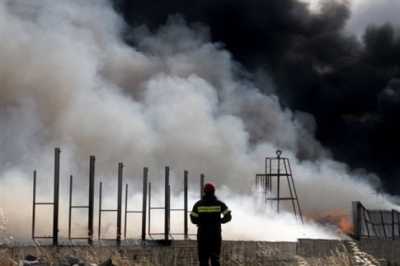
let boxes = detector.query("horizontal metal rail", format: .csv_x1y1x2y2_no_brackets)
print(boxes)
35,202,54,205
265,197,297,200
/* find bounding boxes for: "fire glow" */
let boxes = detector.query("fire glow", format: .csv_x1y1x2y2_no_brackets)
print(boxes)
309,209,354,235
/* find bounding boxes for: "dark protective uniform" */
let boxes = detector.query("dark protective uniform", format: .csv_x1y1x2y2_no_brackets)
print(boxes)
190,195,232,266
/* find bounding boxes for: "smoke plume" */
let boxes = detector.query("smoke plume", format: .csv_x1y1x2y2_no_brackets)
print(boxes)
114,0,400,195
0,0,398,241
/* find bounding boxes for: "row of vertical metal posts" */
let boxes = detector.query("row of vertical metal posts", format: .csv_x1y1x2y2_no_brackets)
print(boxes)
32,148,206,246
146,170,205,242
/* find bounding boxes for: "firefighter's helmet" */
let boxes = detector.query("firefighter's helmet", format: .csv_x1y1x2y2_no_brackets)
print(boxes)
203,182,215,194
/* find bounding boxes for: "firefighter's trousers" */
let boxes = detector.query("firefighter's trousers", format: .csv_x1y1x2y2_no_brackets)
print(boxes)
197,233,221,266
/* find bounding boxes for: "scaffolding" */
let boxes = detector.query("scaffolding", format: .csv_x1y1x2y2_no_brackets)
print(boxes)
256,150,303,222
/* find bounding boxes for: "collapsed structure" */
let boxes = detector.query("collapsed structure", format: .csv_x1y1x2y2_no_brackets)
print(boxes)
353,201,400,240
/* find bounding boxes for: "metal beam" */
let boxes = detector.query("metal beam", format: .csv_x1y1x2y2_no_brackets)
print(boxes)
88,156,95,245
98,182,102,240
53,147,60,246
124,184,128,240
68,175,73,240
116,162,123,246
164,166,170,242
142,167,148,241
32,170,37,240
184,170,188,240
352,201,361,240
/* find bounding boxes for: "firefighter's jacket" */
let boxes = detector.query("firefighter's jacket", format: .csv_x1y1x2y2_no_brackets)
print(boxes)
190,195,232,235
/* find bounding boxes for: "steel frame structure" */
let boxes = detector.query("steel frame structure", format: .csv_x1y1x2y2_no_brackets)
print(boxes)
31,148,208,246
256,150,303,222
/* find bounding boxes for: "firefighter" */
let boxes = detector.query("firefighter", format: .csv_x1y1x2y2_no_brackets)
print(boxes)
190,182,232,266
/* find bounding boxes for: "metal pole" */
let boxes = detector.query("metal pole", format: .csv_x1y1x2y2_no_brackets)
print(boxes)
165,167,170,242
124,184,128,240
392,210,395,240
184,170,188,240
68,175,73,240
88,156,95,245
53,147,60,246
32,170,37,240
284,159,297,218
141,167,148,241
352,201,361,240
287,160,303,223
268,159,272,191
380,211,387,239
396,211,400,237
200,173,205,199
265,158,269,193
116,163,123,245
148,182,151,236
98,182,102,240
276,151,281,213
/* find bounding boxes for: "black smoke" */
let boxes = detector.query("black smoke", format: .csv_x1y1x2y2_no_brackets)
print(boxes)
112,0,400,195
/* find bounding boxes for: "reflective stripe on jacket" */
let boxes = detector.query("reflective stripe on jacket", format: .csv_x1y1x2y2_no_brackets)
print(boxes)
190,195,232,234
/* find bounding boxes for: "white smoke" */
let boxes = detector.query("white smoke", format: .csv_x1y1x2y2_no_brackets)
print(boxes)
0,0,397,241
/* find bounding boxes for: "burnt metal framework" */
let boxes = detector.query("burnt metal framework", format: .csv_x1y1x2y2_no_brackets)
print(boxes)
353,201,400,240
147,169,204,241
98,163,124,246
68,156,96,244
32,147,210,246
168,170,197,240
124,167,148,241
147,167,171,241
256,150,303,222
32,148,60,246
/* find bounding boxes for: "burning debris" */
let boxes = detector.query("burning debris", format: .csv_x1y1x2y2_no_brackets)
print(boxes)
309,210,353,236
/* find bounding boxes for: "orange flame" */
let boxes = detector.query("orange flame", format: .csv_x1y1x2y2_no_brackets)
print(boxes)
308,209,353,235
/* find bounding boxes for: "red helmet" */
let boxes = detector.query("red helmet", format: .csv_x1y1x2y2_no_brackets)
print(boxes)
203,182,215,194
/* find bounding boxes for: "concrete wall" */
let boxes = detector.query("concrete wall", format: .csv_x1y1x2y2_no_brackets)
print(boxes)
297,239,347,258
2,241,300,266
3,239,400,265
359,239,400,264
